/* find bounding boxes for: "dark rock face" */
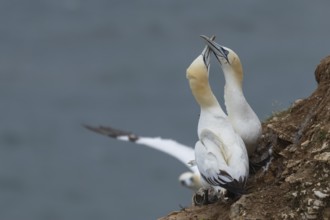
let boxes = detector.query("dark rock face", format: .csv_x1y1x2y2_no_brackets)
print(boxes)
160,56,330,220
315,56,330,84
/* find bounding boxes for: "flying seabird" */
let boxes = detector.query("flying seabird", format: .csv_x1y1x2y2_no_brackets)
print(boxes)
186,41,249,198
84,125,202,191
200,35,262,156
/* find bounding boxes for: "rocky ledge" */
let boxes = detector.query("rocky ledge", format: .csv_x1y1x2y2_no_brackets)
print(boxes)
160,56,330,220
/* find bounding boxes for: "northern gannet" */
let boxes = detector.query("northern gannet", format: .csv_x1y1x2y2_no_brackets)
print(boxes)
201,36,262,156
186,42,249,197
84,125,202,191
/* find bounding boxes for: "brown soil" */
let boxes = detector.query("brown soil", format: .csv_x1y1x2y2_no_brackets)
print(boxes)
159,56,330,220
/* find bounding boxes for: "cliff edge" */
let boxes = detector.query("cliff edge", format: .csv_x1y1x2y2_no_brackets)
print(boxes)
159,55,330,220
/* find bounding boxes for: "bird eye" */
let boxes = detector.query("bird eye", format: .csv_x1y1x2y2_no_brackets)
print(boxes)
221,48,229,57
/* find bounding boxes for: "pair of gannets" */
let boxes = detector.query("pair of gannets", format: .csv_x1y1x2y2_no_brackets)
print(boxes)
187,36,261,197
85,35,261,195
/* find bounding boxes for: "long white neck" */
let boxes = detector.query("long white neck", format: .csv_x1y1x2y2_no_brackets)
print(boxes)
223,67,246,118
187,56,226,116
187,55,228,138
222,66,261,155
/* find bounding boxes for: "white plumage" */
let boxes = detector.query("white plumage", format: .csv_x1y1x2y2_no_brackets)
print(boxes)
201,36,262,156
186,43,249,195
85,36,262,198
84,125,202,191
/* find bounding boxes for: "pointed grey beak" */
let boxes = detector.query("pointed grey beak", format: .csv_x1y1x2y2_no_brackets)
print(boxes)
200,35,230,64
201,35,216,69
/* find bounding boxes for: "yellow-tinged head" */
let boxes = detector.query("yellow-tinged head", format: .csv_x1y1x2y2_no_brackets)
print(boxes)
186,36,214,83
200,35,243,86
186,54,209,85
179,172,202,191
186,43,217,107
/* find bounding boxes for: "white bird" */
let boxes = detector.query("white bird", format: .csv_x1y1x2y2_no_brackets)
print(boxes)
84,36,260,197
201,35,262,156
84,125,202,191
186,42,249,196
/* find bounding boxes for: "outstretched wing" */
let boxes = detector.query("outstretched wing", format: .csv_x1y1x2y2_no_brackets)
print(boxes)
84,125,199,174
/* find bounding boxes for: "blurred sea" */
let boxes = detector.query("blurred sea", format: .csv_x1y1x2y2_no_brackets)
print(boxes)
0,0,330,219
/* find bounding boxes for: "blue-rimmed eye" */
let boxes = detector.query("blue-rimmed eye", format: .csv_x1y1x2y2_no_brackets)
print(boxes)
221,48,229,57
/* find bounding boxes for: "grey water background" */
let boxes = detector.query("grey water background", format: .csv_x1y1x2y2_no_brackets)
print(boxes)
1,0,330,219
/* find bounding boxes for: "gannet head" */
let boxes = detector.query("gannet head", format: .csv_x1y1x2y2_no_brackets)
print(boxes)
186,36,220,108
186,39,213,83
200,35,243,85
178,172,202,191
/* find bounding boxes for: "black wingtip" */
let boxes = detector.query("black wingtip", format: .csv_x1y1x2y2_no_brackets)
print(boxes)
83,124,139,142
202,170,248,198
222,179,248,197
82,124,96,132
